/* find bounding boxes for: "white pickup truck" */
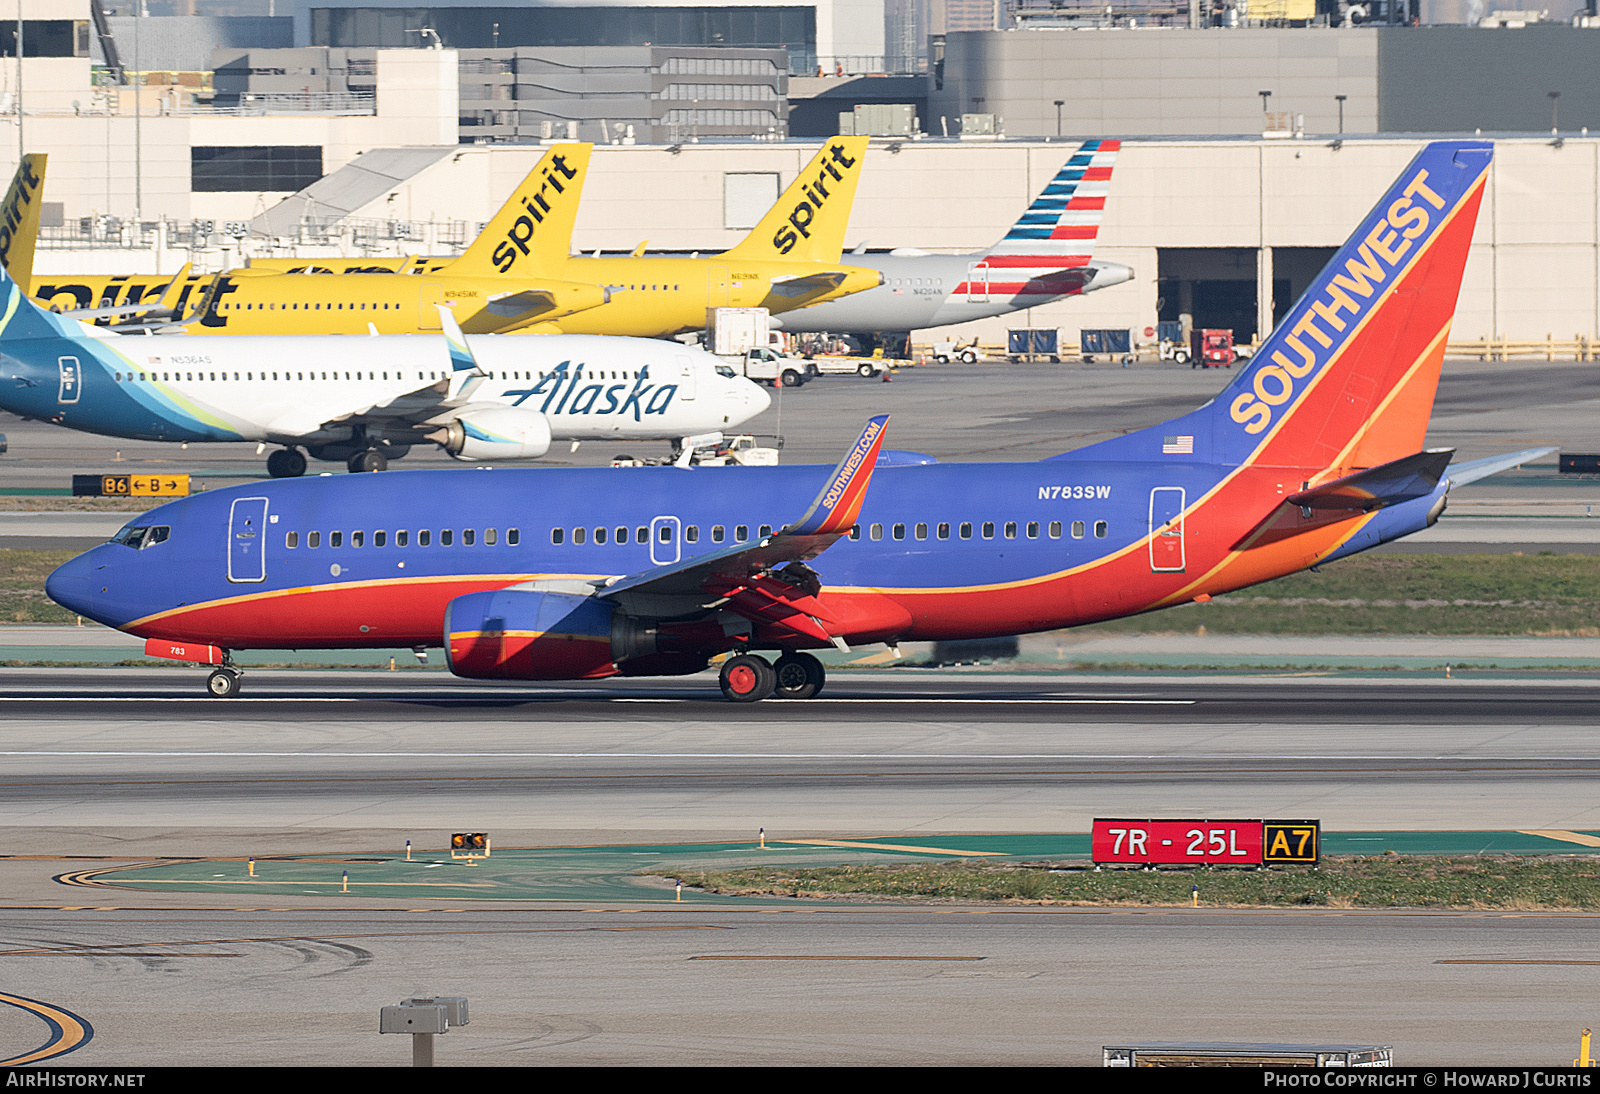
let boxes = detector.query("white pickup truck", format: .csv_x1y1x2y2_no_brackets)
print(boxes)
805,354,890,378
716,346,814,388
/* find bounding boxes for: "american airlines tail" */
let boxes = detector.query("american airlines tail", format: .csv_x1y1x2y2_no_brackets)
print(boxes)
977,139,1119,277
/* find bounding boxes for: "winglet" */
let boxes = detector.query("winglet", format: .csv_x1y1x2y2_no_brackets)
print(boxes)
435,304,485,377
785,415,889,537
154,261,193,315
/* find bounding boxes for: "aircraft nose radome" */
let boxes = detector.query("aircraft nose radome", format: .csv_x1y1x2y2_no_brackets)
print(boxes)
744,380,772,417
45,552,96,617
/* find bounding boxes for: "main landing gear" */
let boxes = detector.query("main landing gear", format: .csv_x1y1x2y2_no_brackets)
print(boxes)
719,651,826,702
347,448,387,473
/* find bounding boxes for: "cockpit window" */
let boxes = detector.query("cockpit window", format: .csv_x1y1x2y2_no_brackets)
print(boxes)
111,524,170,550
715,365,737,378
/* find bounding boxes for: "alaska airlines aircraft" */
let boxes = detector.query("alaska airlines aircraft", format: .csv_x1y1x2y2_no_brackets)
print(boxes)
0,293,768,474
775,139,1132,336
48,141,1535,701
243,139,884,338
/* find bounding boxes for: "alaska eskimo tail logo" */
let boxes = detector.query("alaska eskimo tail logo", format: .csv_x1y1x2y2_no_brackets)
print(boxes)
1229,170,1448,436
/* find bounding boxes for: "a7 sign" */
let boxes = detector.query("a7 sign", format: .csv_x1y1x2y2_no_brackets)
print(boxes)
1092,819,1320,866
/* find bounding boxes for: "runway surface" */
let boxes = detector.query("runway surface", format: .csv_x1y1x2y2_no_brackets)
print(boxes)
3,670,1599,850
2,671,1598,1065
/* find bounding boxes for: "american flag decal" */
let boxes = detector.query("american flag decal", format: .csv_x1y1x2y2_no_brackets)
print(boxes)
1162,435,1194,455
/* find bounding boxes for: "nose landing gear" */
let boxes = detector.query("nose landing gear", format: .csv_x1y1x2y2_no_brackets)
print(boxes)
205,665,242,698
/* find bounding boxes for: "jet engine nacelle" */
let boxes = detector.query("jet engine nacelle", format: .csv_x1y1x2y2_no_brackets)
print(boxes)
444,587,670,681
428,407,552,462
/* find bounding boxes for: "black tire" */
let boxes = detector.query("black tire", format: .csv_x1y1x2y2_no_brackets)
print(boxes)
773,652,826,700
959,350,977,364
781,368,804,388
857,364,875,377
719,654,776,703
206,669,241,698
348,449,388,473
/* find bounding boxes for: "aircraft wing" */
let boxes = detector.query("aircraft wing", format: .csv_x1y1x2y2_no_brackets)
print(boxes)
459,280,609,334
765,271,849,299
265,308,486,437
596,416,888,639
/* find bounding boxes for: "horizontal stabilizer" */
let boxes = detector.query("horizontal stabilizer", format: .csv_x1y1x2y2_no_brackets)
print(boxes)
1287,449,1455,512
1444,446,1557,488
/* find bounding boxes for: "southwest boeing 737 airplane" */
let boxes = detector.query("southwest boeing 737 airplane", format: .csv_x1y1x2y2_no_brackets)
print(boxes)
47,141,1541,702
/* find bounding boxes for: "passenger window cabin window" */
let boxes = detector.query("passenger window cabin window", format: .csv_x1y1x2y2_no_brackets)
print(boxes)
286,531,298,548
397,530,408,547
309,532,321,548
1072,521,1086,539
712,525,725,543
914,523,927,540
959,522,973,540
658,525,672,543
937,523,950,540
595,527,608,544
685,525,699,543
486,528,497,545
574,527,587,545
892,523,906,540
1004,522,1017,539
419,530,431,546
636,526,648,543
1049,522,1062,539
616,526,628,544
331,531,343,547
848,525,860,540
352,531,364,547
982,522,995,539
508,529,519,545
734,525,749,542
758,524,772,538
869,523,883,541
1026,522,1039,539
551,528,564,545
1095,521,1109,538
375,531,387,547
441,530,454,546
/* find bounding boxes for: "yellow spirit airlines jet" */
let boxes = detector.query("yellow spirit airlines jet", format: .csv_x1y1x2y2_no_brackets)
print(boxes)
251,137,884,338
25,146,608,336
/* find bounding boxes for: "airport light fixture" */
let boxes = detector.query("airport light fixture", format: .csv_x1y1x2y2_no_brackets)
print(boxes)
380,996,468,1067
1550,91,1560,133
1054,99,1064,137
1259,90,1272,113
1335,94,1347,134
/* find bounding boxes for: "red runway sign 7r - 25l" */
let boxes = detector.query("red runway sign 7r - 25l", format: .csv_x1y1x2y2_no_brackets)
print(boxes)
1091,819,1320,866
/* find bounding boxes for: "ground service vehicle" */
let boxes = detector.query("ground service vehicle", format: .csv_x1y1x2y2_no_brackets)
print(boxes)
1191,328,1236,368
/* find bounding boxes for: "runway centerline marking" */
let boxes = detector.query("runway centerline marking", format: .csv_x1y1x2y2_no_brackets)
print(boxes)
688,955,986,962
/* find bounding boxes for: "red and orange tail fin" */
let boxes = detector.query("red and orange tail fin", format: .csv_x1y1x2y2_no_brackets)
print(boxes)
1219,140,1491,475
1073,142,1492,477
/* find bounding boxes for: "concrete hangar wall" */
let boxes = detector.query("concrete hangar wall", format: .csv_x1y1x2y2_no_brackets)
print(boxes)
335,135,1595,348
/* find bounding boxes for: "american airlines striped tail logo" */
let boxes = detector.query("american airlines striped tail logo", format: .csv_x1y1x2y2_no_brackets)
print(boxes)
980,138,1119,274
